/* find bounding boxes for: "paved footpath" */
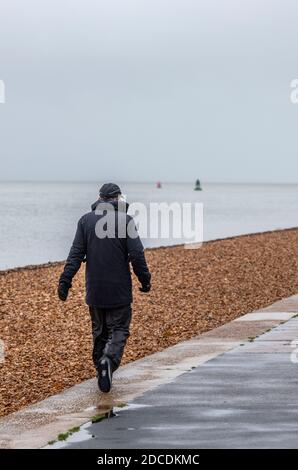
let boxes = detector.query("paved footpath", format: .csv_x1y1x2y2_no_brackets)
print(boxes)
62,298,298,449
1,295,298,449
62,319,298,449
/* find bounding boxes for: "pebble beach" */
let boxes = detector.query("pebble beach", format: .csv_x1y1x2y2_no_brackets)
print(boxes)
0,228,297,418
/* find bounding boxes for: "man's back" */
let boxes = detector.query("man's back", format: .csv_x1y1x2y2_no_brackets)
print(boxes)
60,199,151,308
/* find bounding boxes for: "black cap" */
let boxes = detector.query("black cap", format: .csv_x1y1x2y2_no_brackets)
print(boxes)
99,183,121,199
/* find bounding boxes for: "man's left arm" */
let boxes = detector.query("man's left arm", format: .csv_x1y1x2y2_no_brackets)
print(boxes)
58,217,86,301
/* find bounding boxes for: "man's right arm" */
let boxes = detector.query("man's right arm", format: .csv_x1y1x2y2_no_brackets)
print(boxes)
126,218,151,291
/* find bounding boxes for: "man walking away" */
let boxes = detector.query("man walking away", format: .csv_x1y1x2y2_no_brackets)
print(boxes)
57,183,151,393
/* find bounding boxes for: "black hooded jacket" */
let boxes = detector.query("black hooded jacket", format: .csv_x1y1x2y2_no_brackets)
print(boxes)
59,199,151,308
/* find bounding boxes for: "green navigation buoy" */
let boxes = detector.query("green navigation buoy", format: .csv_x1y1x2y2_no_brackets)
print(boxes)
194,179,202,191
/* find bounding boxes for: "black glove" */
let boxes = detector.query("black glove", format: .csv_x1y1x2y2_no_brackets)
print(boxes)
139,283,151,293
58,281,70,301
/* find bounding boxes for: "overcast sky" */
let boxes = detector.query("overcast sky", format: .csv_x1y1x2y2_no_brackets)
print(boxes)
0,0,298,183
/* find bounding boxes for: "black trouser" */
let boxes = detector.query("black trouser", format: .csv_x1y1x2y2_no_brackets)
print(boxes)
89,304,132,372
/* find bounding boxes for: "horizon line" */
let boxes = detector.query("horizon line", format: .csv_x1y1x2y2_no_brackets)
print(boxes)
0,180,297,185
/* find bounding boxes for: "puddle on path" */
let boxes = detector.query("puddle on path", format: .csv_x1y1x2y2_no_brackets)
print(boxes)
44,403,151,448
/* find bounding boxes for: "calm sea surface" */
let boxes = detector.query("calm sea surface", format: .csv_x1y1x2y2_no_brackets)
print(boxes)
0,182,297,270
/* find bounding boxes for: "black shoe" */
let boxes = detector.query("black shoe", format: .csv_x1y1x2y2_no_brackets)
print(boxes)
97,357,112,393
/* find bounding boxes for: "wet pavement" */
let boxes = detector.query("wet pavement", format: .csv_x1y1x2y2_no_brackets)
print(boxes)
59,317,298,449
